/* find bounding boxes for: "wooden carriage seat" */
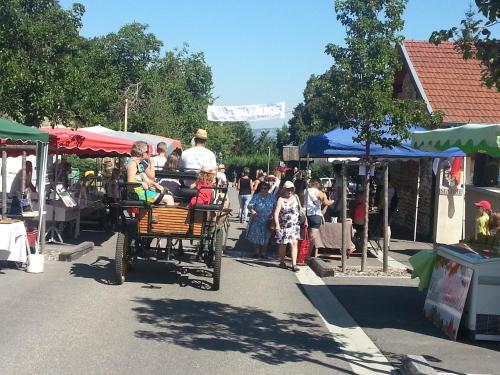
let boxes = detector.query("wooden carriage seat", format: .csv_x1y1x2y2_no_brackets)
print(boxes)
138,206,204,236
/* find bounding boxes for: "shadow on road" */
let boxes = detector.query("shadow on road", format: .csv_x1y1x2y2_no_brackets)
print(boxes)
69,255,215,291
131,297,363,372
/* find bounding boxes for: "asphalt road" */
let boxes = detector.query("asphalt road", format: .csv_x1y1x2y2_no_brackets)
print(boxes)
2,187,499,375
325,272,500,374
0,189,354,375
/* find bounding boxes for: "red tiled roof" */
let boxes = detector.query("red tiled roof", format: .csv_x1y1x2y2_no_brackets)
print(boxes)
403,40,500,124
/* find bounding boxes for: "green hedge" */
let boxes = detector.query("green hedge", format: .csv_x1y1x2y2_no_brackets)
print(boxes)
225,154,280,178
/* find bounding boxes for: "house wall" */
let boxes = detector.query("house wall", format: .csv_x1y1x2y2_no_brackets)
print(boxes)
400,73,419,100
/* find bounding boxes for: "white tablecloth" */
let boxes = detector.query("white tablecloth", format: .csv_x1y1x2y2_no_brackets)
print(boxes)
0,221,29,263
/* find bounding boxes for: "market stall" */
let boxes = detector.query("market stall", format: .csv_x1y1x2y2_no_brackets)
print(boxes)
0,118,49,264
300,126,464,271
40,127,135,243
413,124,500,239
408,125,500,341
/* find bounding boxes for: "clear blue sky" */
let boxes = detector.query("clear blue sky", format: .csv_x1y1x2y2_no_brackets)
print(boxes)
59,0,488,130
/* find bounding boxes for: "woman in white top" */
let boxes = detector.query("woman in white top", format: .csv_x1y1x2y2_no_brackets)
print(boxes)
305,179,335,258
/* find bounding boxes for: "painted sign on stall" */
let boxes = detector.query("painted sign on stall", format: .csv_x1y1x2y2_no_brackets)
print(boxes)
424,256,473,340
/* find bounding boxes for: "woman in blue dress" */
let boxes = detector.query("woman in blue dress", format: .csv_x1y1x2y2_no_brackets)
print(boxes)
246,181,276,258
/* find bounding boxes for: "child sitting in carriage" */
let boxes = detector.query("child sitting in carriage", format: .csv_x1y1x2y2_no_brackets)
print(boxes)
189,165,216,207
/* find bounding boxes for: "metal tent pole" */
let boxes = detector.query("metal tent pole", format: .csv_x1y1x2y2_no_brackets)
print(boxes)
383,163,389,273
413,160,421,242
2,151,6,218
36,142,49,252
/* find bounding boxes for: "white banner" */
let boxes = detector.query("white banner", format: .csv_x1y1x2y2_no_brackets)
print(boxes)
207,102,285,122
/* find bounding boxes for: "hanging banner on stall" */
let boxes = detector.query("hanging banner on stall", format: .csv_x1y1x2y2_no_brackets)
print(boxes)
207,102,285,122
423,256,473,340
439,157,464,195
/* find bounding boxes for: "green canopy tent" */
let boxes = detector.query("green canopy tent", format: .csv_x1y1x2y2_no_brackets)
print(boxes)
412,124,500,157
0,118,50,251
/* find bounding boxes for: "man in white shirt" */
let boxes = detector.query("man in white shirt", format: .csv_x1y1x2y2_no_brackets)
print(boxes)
181,129,217,186
217,164,227,187
152,142,167,170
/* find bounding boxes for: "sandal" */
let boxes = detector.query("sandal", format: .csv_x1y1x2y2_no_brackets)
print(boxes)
292,266,300,272
278,261,287,269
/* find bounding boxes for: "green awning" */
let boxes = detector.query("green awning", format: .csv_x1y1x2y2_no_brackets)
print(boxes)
0,117,49,143
412,124,500,157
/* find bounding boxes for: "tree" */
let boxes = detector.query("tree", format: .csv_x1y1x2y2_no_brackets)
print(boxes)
430,1,499,90
288,72,339,145
325,0,441,271
0,0,85,126
132,45,214,143
276,123,290,156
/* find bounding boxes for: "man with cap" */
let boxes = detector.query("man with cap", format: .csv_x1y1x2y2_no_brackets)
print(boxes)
181,129,217,186
217,164,227,187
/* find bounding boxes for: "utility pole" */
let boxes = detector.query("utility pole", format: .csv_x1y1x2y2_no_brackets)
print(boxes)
267,147,271,175
124,98,129,132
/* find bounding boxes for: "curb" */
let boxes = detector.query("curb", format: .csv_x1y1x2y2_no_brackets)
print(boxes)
308,257,336,278
401,355,438,375
58,242,95,262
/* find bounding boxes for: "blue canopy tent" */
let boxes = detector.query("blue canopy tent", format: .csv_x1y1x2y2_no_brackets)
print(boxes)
299,126,464,158
299,126,465,245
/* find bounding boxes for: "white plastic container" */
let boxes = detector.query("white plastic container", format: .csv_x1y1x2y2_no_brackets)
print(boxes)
27,253,44,273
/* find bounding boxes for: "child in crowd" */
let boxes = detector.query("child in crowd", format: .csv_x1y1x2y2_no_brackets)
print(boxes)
189,165,215,207
474,200,492,242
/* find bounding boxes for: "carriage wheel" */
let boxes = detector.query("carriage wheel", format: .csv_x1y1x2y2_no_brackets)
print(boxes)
212,229,223,291
115,232,129,285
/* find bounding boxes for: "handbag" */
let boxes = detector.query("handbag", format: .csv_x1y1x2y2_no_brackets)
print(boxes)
297,225,311,265
295,195,306,225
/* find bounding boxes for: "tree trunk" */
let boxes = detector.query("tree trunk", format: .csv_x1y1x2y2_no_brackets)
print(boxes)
341,163,347,272
361,167,370,271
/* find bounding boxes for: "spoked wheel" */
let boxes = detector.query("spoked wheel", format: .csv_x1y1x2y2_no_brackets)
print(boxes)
212,229,223,291
115,232,129,285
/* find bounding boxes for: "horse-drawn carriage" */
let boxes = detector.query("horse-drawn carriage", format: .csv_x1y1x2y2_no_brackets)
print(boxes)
114,170,230,290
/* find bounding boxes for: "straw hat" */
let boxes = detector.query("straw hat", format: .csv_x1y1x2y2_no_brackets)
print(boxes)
201,165,216,174
195,129,208,140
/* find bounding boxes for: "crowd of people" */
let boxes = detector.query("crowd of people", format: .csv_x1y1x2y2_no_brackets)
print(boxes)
235,167,336,272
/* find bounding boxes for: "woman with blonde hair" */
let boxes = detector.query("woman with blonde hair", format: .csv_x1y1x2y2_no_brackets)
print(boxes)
127,141,173,205
274,181,304,272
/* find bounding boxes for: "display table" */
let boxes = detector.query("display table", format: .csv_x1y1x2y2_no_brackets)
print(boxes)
0,221,29,263
428,244,500,341
316,222,355,252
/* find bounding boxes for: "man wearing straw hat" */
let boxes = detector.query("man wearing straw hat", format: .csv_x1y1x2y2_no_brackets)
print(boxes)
181,129,217,186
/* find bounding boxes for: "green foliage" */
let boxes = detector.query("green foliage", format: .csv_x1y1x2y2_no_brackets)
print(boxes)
275,123,290,152
225,153,280,178
309,163,333,179
430,1,499,91
0,0,84,126
322,0,440,157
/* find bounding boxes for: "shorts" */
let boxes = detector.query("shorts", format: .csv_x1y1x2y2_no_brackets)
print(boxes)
307,215,323,229
133,187,158,202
